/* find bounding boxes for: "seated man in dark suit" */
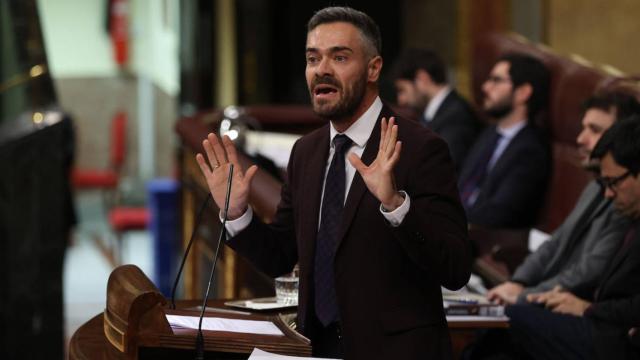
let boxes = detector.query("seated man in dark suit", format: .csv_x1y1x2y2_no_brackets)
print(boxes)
506,116,640,360
487,92,640,305
391,48,481,171
458,53,551,228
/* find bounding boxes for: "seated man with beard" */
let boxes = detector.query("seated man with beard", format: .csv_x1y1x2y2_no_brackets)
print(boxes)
195,6,470,359
458,53,550,228
506,116,640,360
487,92,640,305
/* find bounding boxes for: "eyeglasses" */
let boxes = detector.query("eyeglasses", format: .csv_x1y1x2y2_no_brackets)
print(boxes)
485,75,512,85
596,170,632,193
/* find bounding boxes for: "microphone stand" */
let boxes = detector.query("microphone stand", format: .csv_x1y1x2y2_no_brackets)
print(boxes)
170,193,211,310
195,164,234,360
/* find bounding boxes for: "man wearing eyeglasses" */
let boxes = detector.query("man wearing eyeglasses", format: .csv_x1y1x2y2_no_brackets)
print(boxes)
487,92,640,306
457,53,551,228
505,116,640,360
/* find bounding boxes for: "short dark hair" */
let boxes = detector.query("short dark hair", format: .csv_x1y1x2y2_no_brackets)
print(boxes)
591,115,640,175
307,6,382,57
583,91,640,121
390,48,447,84
498,53,550,120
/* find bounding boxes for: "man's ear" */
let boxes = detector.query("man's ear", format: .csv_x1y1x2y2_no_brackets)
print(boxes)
514,83,533,106
368,55,383,82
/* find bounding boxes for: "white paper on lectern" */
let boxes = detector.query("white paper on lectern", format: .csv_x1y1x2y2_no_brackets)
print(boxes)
248,348,341,360
166,315,284,336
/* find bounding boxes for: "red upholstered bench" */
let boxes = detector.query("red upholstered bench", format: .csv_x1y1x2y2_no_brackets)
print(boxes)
72,111,127,190
71,170,118,189
108,206,150,264
109,207,150,232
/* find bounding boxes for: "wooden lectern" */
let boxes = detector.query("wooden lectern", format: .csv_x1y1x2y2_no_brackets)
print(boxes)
70,265,311,359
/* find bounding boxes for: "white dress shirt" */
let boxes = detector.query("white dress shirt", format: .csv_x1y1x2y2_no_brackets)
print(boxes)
488,120,527,171
224,96,410,236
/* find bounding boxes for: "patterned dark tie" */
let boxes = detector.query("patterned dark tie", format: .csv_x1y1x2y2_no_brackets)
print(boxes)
459,129,502,209
314,134,352,326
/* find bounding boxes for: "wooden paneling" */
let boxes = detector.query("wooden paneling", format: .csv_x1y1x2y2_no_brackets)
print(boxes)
547,0,640,75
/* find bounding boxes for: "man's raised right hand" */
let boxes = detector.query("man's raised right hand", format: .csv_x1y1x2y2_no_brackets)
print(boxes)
195,133,258,220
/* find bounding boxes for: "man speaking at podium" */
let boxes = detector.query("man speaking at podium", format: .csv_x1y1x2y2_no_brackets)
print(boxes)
196,6,471,359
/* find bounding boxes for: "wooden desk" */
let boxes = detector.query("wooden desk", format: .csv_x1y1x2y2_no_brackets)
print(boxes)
69,299,306,360
69,301,508,359
69,314,112,360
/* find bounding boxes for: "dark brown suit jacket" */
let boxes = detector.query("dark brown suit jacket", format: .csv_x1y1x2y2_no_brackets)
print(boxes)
228,105,471,359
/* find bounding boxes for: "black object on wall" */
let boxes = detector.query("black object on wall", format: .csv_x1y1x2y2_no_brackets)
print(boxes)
0,118,74,359
1,1,72,358
179,0,216,116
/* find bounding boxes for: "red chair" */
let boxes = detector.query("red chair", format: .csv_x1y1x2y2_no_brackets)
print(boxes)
71,111,127,191
108,206,150,264
72,111,150,265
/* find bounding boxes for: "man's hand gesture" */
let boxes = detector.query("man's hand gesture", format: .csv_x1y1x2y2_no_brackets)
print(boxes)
195,133,258,220
349,117,403,211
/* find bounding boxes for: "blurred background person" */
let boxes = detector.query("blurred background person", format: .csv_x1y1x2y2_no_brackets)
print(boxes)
488,91,640,305
507,116,640,360
391,48,481,172
458,53,550,228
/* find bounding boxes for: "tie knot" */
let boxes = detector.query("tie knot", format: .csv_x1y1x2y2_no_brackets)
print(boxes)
333,134,353,155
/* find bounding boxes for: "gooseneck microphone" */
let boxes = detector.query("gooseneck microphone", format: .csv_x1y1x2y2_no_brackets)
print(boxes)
170,193,211,310
195,164,234,360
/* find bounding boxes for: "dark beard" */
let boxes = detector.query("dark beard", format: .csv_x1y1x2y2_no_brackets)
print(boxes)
411,92,430,114
309,72,367,121
484,95,514,119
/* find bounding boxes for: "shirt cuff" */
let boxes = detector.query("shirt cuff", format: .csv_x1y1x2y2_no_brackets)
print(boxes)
379,191,410,227
220,206,253,237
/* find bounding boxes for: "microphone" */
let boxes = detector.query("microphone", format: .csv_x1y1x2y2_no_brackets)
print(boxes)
169,193,211,310
195,164,234,360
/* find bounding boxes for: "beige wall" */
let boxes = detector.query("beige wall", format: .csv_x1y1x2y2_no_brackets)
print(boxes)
547,0,640,74
56,78,176,179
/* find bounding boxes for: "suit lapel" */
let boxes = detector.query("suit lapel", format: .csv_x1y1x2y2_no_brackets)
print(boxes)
459,126,495,184
299,127,330,267
585,195,609,223
487,125,529,180
429,91,454,130
335,108,384,250
558,189,606,258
